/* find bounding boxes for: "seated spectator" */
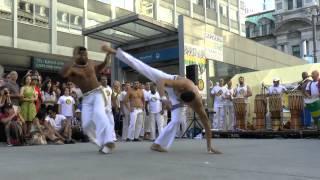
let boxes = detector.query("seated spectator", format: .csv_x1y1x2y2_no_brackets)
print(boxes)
0,87,12,108
31,112,64,145
30,112,47,145
45,105,75,144
71,109,88,142
0,103,24,146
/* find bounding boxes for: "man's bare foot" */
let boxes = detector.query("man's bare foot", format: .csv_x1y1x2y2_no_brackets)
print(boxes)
207,147,222,154
150,143,168,152
99,143,115,154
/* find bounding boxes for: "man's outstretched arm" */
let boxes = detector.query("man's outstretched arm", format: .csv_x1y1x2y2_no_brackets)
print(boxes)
95,53,111,73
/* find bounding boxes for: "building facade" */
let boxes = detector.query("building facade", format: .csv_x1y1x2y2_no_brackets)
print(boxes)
0,0,246,79
246,0,320,63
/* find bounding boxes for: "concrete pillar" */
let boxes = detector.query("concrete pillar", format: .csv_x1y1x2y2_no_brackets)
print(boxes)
50,0,57,53
13,0,17,48
83,0,88,48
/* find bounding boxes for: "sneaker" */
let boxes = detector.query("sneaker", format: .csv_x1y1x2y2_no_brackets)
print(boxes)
126,138,132,142
133,138,141,142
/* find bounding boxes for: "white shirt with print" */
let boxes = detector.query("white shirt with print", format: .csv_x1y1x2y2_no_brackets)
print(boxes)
57,95,75,117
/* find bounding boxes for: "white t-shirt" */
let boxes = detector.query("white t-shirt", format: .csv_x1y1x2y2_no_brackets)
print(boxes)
147,92,162,114
45,114,66,131
211,85,227,107
223,88,233,105
57,95,75,117
103,86,112,112
268,85,287,95
143,90,151,102
306,81,320,102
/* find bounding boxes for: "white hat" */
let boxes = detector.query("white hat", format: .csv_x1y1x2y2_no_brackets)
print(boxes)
273,77,280,81
75,109,81,113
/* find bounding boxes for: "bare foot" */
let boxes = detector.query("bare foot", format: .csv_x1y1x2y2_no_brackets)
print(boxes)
207,147,222,154
99,143,115,154
150,143,168,152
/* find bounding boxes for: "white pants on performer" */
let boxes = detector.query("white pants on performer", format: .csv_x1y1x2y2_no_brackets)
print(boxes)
176,106,187,137
224,103,235,130
82,92,114,147
155,107,183,149
122,113,130,140
116,48,181,149
213,106,225,130
127,108,144,140
149,112,163,140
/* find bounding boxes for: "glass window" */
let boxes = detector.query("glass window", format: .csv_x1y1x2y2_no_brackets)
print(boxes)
246,27,250,37
193,0,205,21
261,24,267,36
296,0,302,8
276,2,282,10
0,0,12,20
35,5,49,27
18,1,34,24
176,0,190,16
281,45,285,52
17,0,50,27
57,3,83,34
288,0,293,10
206,0,215,9
159,0,174,24
292,45,300,57
136,0,154,18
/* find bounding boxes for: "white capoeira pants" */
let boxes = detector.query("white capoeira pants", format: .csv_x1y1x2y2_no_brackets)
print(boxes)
127,108,144,140
121,113,130,140
176,106,187,137
155,107,183,149
149,112,163,140
82,91,114,147
213,106,225,130
224,104,235,130
116,48,182,149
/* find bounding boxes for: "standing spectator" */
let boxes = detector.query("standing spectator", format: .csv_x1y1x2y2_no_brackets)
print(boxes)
145,84,163,140
1,103,24,146
53,81,62,98
143,82,151,140
223,81,235,130
299,72,312,128
100,76,117,141
41,79,57,107
68,81,83,99
119,82,130,141
305,70,320,130
20,75,37,137
211,79,227,130
31,73,43,113
125,81,144,141
4,71,20,106
57,88,75,120
111,80,121,136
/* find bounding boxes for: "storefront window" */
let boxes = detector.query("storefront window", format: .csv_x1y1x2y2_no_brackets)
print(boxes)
159,0,174,25
0,0,12,20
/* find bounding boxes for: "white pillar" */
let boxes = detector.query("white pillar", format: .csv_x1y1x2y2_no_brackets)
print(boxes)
217,0,220,28
154,0,159,20
83,0,88,48
189,0,193,18
227,0,231,32
173,0,177,27
204,0,207,23
13,0,17,48
50,0,57,54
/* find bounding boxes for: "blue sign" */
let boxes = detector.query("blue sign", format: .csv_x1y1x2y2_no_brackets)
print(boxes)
119,47,179,68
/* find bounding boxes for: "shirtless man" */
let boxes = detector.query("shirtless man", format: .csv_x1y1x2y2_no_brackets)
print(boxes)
102,45,221,154
125,81,144,141
60,46,115,154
